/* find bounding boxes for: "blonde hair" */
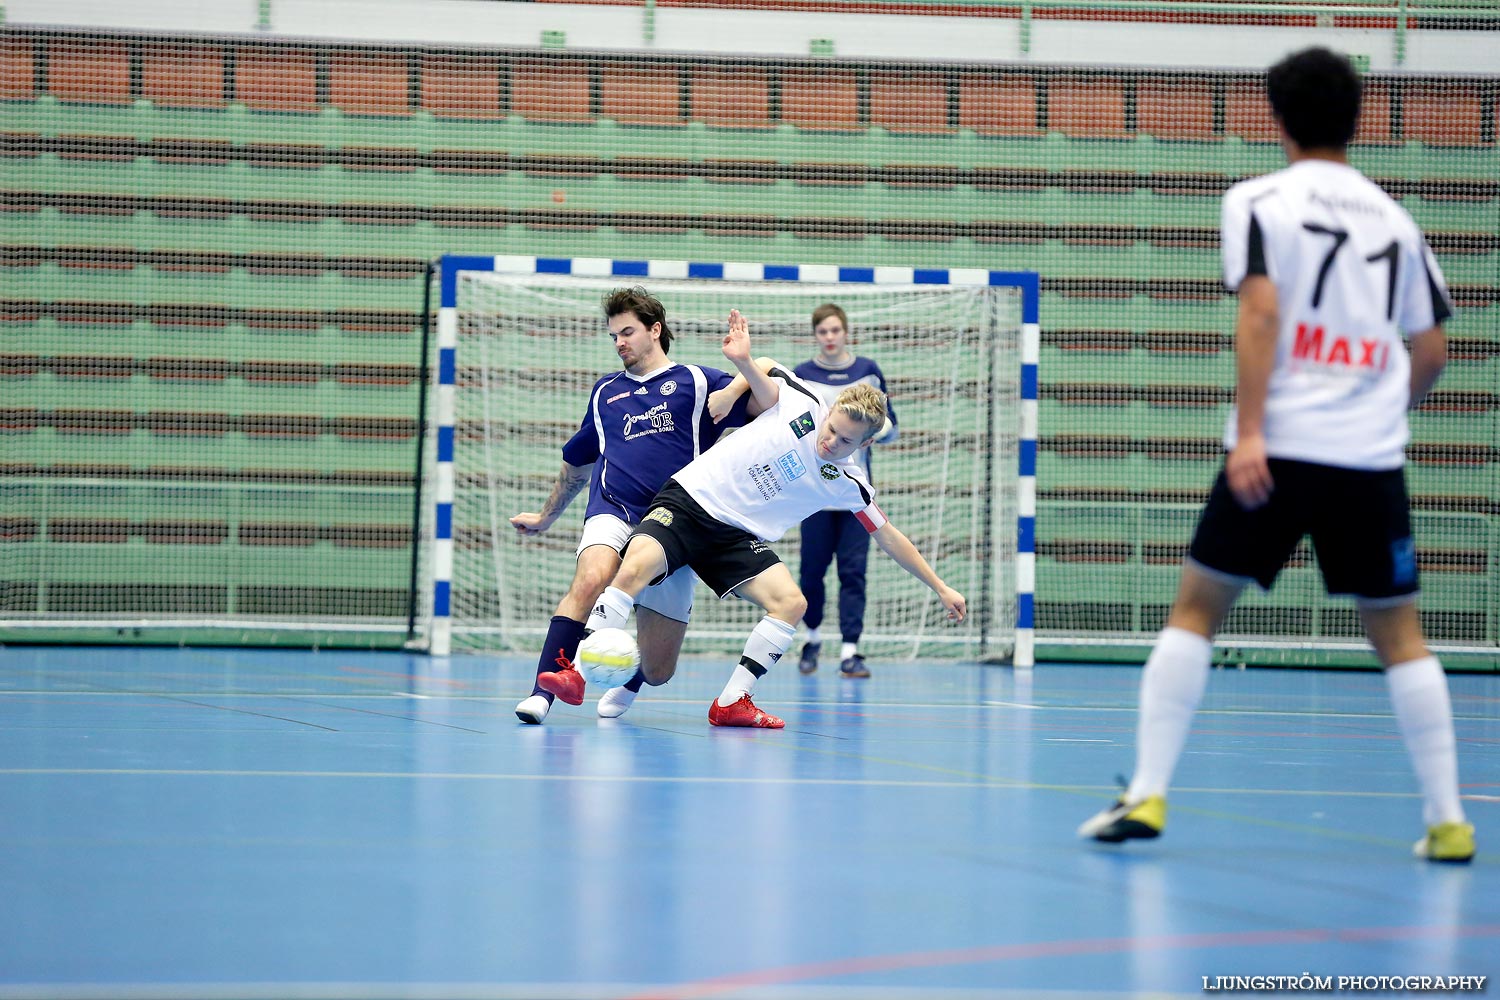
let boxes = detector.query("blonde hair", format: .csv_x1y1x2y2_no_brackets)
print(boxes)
834,383,887,442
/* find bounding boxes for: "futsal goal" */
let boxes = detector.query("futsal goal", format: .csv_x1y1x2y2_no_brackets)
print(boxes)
417,255,1039,665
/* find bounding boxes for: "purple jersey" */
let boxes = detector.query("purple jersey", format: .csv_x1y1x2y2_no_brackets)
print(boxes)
561,362,745,523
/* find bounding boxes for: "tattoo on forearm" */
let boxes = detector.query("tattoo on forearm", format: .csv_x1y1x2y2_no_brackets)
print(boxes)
541,466,591,517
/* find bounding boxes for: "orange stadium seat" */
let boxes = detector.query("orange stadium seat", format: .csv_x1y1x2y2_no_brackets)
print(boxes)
689,64,774,128
869,71,951,135
419,54,503,119
1136,77,1216,141
328,51,412,117
600,61,683,126
510,58,592,122
2,35,36,100
780,68,860,131
956,72,1040,135
1403,80,1489,146
1225,78,1278,142
1353,79,1393,144
235,46,318,113
1049,75,1129,138
48,38,131,105
141,43,227,109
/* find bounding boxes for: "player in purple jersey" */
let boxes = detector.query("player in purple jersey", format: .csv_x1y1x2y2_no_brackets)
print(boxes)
511,286,749,725
791,303,898,678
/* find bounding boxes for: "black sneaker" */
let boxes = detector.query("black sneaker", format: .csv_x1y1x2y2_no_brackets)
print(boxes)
1077,796,1166,843
839,653,870,678
798,642,820,675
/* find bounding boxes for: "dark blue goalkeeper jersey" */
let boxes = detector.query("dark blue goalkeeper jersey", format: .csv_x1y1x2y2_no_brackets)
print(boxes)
561,362,747,523
791,355,898,484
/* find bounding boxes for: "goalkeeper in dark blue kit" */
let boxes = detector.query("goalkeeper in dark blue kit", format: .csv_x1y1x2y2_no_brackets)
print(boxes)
790,303,898,678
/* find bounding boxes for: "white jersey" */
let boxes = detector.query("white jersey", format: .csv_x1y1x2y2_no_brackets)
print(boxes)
672,365,887,542
1221,159,1453,470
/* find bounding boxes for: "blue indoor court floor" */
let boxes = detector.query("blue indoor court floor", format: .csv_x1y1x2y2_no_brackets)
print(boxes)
0,644,1496,1000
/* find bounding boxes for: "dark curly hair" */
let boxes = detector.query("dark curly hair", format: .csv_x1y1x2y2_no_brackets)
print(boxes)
1266,47,1362,151
602,286,672,353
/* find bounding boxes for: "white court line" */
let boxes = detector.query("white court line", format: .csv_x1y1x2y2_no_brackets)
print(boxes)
0,689,1453,720
0,768,1452,801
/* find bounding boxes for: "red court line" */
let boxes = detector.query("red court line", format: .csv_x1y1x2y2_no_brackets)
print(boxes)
623,924,1500,1000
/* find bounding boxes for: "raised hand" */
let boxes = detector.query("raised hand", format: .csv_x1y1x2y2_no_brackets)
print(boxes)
722,309,751,366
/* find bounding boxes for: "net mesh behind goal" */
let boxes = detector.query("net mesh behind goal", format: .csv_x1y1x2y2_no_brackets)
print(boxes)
442,271,1021,660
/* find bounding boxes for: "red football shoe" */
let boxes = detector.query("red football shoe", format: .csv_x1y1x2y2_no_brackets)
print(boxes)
708,693,784,729
537,650,586,706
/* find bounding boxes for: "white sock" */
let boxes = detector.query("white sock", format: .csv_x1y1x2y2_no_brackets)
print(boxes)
805,627,821,645
1386,656,1466,826
589,586,634,632
1126,626,1212,802
841,641,858,661
718,616,797,707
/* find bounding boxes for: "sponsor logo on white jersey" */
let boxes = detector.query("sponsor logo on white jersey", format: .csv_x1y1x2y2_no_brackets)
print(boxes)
777,451,807,482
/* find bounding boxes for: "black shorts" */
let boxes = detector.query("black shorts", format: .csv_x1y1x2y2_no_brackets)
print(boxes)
1188,458,1418,601
627,480,782,598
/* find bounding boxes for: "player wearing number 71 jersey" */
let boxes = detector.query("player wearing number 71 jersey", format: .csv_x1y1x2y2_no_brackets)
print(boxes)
1079,47,1473,862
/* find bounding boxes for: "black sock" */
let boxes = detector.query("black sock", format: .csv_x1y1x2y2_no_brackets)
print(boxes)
532,615,587,701
624,668,645,693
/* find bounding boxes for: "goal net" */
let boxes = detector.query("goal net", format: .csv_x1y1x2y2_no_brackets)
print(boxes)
427,263,1026,663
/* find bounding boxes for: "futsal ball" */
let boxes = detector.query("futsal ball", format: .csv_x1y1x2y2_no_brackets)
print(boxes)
576,628,640,688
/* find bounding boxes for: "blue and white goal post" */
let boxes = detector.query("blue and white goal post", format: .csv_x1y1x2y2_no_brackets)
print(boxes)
421,255,1038,668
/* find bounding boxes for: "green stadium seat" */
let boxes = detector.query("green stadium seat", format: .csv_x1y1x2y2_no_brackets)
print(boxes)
1399,194,1499,233
1041,400,1224,442
1039,451,1217,494
1124,135,1237,177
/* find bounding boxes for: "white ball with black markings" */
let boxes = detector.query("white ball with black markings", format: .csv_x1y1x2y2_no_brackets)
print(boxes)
576,628,640,688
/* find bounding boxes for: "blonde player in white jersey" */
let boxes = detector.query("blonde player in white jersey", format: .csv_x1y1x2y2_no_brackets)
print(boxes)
543,308,967,727
1079,47,1474,862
